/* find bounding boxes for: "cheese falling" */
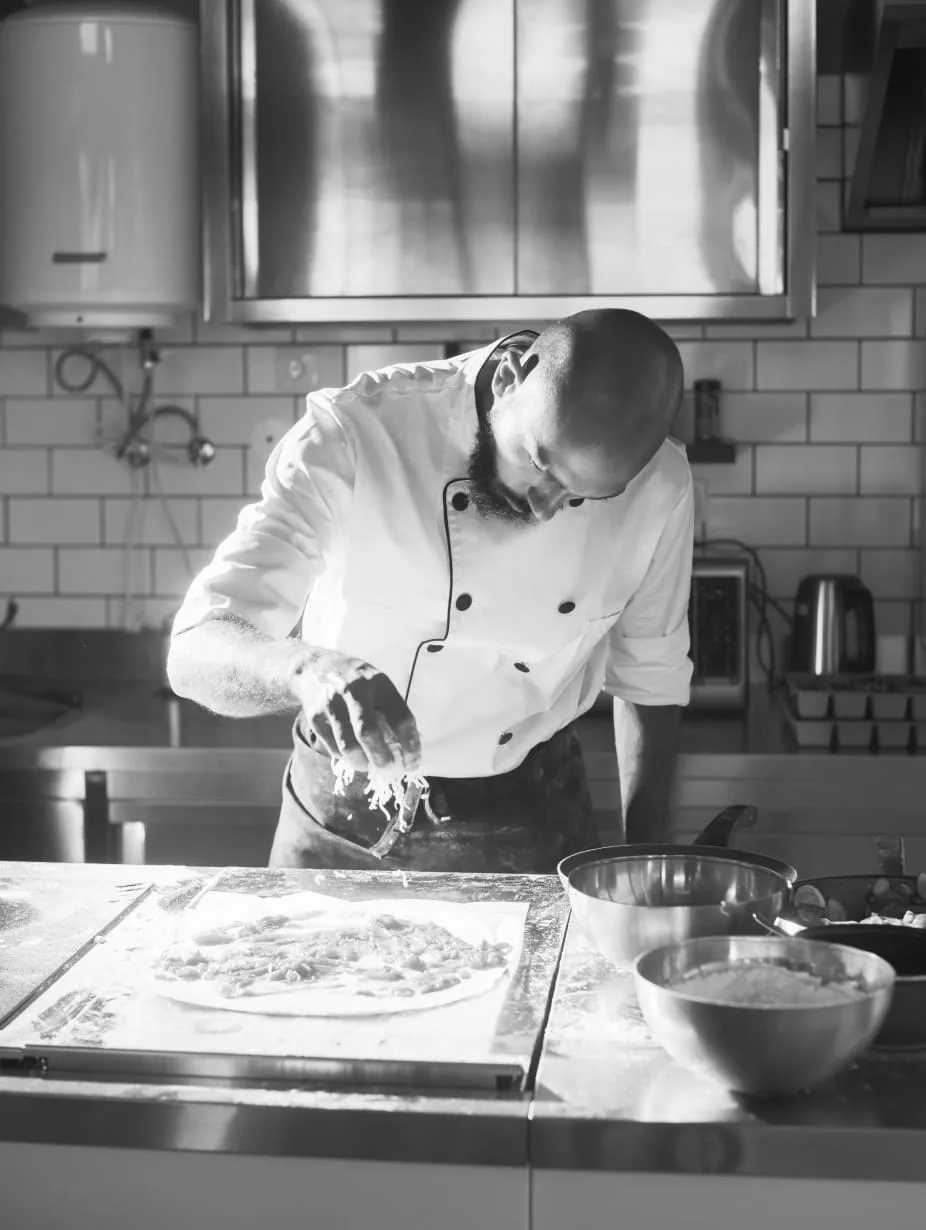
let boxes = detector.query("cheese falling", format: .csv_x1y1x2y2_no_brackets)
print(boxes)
331,758,448,824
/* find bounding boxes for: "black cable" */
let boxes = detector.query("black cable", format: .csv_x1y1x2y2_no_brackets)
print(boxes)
698,536,791,692
54,346,125,401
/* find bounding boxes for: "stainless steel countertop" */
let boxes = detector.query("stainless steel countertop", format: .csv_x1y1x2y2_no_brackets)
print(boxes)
5,862,926,1179
532,918,926,1182
0,862,565,1168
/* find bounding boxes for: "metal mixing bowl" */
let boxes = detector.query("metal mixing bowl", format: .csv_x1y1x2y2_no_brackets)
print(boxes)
560,848,795,968
633,935,895,1097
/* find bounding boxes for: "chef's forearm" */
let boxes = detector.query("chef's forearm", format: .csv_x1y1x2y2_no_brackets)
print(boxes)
612,698,680,844
166,615,335,718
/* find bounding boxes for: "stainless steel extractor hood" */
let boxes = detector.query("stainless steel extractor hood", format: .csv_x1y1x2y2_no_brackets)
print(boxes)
845,0,926,230
201,0,816,323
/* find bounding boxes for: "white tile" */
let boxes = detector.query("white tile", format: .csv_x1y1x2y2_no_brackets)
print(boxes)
675,342,754,391
9,498,101,544
860,446,922,495
51,447,133,495
759,548,858,600
0,449,48,494
707,497,806,546
153,547,215,596
151,346,245,395
345,345,445,381
809,497,911,547
756,342,858,390
194,320,294,344
0,350,48,395
816,181,843,233
5,398,98,446
874,600,911,638
816,235,861,287
246,346,344,395
817,75,843,126
107,596,182,631
59,547,150,595
755,445,857,494
296,324,394,344
861,341,926,391
810,286,913,338
859,549,918,601
198,396,299,445
150,449,245,496
708,393,808,444
844,75,868,125
810,393,912,443
14,596,107,628
200,498,248,547
103,497,198,546
862,235,926,285
843,127,861,180
703,321,807,340
245,449,269,496
688,447,752,495
816,127,843,180
915,288,926,337
915,393,926,442
0,547,54,592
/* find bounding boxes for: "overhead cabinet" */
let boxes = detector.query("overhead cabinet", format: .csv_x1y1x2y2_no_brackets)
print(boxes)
201,0,816,323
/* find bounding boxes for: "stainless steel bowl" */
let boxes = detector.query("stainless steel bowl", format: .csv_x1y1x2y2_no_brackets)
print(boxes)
633,935,895,1097
561,849,794,968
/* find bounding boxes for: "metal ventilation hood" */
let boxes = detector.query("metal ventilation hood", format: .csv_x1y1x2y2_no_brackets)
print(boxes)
845,0,926,230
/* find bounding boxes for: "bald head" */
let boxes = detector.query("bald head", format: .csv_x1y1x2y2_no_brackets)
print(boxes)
526,309,683,460
467,310,684,525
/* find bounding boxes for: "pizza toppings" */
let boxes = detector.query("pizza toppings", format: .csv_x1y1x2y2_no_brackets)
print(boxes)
154,912,512,1003
331,757,449,826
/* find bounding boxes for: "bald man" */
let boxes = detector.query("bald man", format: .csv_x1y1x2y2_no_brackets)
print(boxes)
168,310,695,872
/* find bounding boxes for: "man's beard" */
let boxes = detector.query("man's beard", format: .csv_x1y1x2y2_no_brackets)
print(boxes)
465,413,534,525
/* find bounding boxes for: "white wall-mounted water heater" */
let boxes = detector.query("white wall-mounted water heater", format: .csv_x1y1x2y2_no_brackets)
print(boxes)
0,5,199,333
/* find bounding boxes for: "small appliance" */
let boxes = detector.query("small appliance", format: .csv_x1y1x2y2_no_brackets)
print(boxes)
789,574,876,676
687,557,750,712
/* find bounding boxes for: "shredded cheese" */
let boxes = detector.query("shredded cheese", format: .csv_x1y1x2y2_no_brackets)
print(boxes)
330,757,448,825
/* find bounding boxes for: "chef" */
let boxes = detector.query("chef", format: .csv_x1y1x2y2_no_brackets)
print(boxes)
167,309,694,872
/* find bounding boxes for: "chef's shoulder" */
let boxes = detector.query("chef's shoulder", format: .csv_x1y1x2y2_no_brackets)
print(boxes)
329,352,467,426
638,435,694,513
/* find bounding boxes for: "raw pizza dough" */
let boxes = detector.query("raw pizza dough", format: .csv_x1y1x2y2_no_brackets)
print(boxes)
152,906,514,1018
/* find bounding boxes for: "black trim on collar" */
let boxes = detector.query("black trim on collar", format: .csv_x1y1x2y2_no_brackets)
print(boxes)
473,329,540,420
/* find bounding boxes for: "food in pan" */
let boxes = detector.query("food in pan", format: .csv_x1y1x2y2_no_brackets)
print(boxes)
153,910,513,1016
793,875,926,929
669,959,867,1008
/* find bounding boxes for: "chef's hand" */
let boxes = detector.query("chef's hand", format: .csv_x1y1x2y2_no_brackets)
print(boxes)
294,650,421,776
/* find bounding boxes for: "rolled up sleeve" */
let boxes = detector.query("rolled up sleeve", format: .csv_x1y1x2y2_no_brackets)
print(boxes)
172,396,355,640
603,477,694,706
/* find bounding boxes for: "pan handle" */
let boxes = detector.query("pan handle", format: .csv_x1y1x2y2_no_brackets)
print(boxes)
694,804,757,849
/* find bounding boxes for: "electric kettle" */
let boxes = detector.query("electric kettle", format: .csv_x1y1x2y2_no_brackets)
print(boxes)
788,574,876,676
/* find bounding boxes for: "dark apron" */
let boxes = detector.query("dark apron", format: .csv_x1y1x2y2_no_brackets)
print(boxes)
268,715,600,873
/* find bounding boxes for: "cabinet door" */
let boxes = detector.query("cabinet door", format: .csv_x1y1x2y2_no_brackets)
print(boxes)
238,0,516,298
515,0,784,296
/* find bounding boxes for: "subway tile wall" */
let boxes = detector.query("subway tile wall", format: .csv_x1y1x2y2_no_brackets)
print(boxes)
0,72,924,643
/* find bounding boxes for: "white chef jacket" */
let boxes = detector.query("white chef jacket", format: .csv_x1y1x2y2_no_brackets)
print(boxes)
173,336,695,778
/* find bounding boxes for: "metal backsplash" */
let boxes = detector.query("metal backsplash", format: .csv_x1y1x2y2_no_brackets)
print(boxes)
201,0,816,323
